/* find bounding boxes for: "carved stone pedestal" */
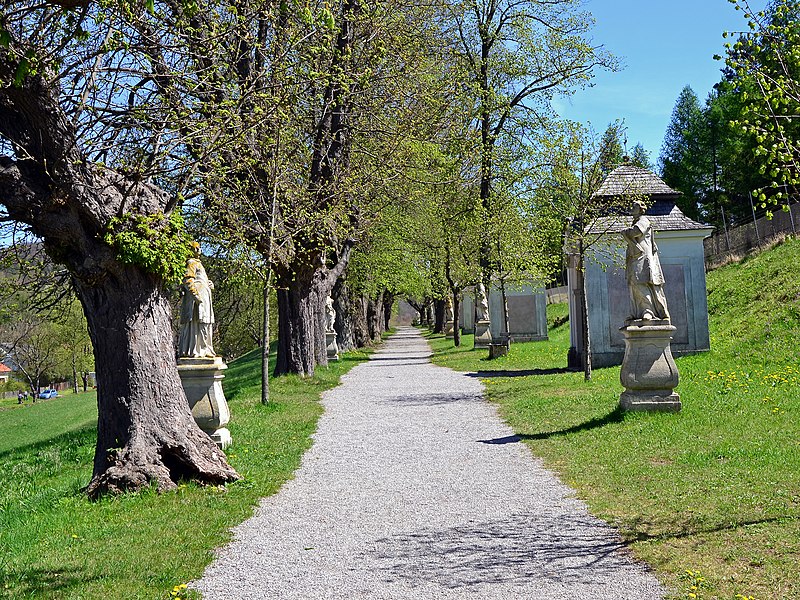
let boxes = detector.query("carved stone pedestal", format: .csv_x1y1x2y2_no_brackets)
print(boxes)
444,320,455,338
326,331,339,361
473,320,492,348
619,321,681,412
177,357,232,448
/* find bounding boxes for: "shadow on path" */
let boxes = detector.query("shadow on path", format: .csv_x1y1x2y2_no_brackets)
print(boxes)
365,512,635,590
478,407,625,444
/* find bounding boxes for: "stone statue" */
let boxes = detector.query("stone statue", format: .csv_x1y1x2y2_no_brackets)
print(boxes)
476,282,490,322
178,242,217,358
622,200,670,322
445,296,454,322
325,295,336,333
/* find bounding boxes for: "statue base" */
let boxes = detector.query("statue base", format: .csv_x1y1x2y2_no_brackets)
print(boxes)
325,331,339,361
177,356,232,449
473,320,492,348
619,320,681,412
444,320,455,338
488,342,509,359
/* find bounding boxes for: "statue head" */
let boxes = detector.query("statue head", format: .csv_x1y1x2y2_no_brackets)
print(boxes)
632,200,646,218
189,240,201,258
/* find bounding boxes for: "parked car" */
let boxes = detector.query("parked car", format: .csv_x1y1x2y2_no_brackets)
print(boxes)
38,389,58,399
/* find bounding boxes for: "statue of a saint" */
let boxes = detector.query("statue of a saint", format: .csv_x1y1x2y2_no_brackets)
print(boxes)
622,201,670,322
325,295,336,333
445,296,454,322
178,242,217,358
476,282,490,322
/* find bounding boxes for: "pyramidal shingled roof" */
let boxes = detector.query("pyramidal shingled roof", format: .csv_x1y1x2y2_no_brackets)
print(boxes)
593,164,680,199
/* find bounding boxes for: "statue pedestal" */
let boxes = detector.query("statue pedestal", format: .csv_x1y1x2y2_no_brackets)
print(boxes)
325,331,339,361
444,320,455,338
619,321,681,412
177,357,232,448
473,320,492,348
488,342,509,359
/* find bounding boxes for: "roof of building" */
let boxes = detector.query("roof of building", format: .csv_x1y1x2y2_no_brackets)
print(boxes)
0,363,11,373
593,164,681,199
587,203,713,234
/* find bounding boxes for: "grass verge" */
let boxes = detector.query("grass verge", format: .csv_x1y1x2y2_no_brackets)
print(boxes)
0,345,371,599
427,239,800,600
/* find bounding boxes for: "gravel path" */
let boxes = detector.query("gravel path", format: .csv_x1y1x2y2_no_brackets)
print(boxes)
194,327,665,599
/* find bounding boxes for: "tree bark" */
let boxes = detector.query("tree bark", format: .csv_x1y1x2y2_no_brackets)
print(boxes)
332,277,355,352
366,291,384,343
352,294,370,348
0,53,238,497
382,292,394,331
452,290,461,347
433,299,445,334
75,267,238,498
275,265,322,377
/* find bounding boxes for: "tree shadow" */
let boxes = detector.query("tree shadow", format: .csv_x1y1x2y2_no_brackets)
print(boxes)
1,565,103,597
381,392,484,407
361,512,661,594
467,368,572,378
478,407,625,444
0,424,96,461
621,514,798,545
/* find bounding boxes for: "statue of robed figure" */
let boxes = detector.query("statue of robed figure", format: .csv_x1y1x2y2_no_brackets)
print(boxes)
622,201,670,322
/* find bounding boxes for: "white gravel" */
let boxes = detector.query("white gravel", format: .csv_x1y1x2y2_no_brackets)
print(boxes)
194,327,665,599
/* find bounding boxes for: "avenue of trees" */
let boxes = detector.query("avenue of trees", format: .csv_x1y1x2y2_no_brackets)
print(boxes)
2,0,794,498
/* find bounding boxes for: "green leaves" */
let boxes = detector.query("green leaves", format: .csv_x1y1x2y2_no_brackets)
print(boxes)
103,211,193,284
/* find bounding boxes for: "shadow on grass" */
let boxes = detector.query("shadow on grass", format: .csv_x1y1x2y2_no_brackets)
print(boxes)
478,407,625,444
467,368,572,378
0,424,96,461
2,566,103,598
622,514,798,545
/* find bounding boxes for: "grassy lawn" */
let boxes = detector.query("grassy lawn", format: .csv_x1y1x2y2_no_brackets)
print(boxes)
0,346,371,599
427,238,800,600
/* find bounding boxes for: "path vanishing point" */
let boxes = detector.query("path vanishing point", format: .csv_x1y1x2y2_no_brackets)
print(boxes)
195,326,665,599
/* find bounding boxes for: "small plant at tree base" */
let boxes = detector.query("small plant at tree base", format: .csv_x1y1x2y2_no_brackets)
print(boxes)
103,211,193,284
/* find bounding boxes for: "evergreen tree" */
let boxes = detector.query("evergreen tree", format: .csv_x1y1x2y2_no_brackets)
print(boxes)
598,121,626,177
659,85,708,220
630,143,654,171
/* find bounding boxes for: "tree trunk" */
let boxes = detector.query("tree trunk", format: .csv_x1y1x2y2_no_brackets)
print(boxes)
0,33,239,497
382,292,394,332
352,294,370,348
366,291,384,343
434,299,445,333
75,266,239,498
425,303,434,328
333,277,355,352
275,266,323,377
453,290,461,347
577,264,592,381
261,273,271,404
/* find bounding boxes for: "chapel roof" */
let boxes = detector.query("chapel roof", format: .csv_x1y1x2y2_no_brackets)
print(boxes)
592,164,681,199
587,203,713,234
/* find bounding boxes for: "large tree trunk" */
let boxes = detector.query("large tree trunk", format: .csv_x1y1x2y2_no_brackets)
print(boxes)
382,292,394,331
275,265,323,377
352,294,371,348
434,299,445,334
333,277,356,352
76,267,238,498
0,54,238,497
366,291,384,342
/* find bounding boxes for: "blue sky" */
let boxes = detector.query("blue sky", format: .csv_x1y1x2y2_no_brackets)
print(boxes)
554,0,767,168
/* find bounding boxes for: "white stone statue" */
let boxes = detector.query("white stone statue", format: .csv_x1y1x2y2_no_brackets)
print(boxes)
178,242,216,358
476,282,490,322
622,200,670,322
325,295,336,333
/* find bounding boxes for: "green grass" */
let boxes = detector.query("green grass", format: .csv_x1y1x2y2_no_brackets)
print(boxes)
0,345,371,599
428,238,800,600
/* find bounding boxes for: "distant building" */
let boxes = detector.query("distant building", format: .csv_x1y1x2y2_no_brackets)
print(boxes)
567,165,713,369
460,282,548,343
0,363,10,383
